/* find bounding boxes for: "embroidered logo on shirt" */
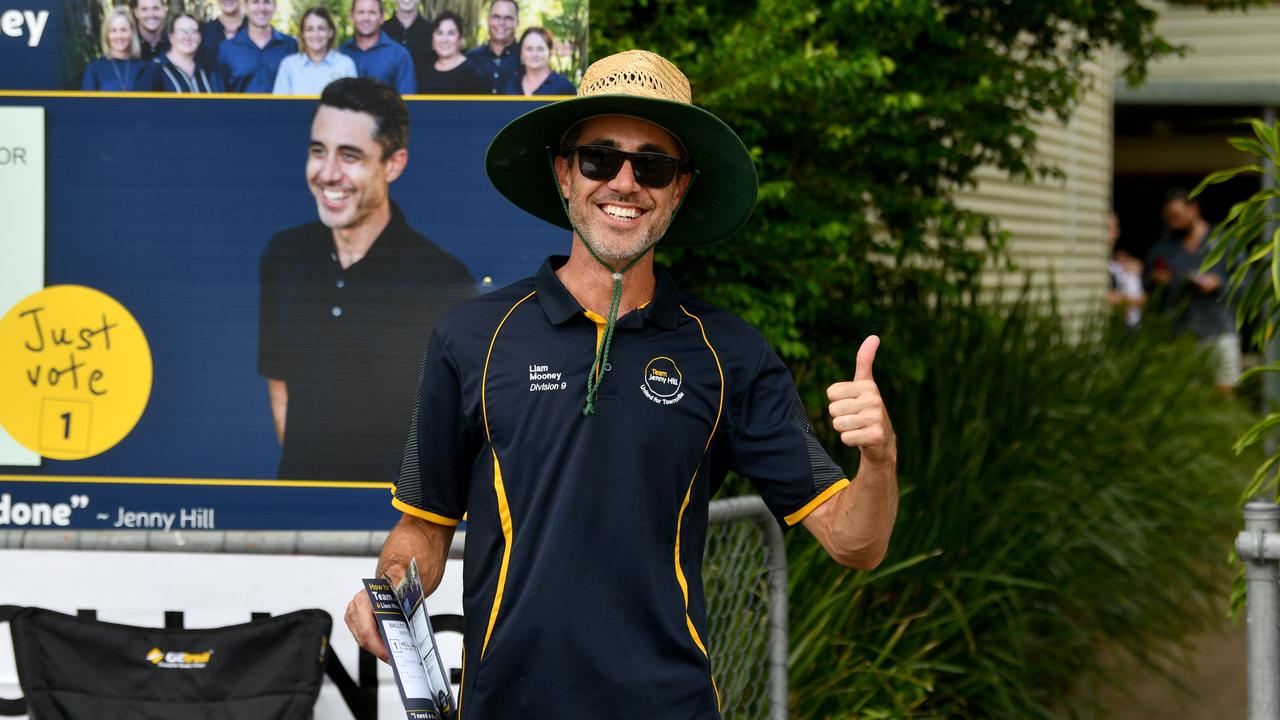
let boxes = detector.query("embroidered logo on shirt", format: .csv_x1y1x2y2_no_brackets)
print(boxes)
529,363,566,392
641,356,684,405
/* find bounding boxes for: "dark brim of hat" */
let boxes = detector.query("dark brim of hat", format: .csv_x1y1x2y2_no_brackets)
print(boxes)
485,95,758,248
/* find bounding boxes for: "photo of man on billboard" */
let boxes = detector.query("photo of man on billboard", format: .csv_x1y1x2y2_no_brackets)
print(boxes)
257,77,475,482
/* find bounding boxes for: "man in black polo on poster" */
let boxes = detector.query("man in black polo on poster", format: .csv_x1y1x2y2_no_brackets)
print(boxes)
345,51,899,718
258,78,474,482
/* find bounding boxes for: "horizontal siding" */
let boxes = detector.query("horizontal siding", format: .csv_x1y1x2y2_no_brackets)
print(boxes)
957,55,1114,323
1147,2,1280,82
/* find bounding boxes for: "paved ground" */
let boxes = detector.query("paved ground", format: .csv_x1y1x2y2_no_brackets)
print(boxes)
1074,616,1245,720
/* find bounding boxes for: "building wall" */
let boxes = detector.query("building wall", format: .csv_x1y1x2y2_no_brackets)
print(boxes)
1145,2,1280,83
956,55,1115,322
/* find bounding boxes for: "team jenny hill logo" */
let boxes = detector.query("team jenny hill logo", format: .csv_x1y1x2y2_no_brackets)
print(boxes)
147,646,214,669
642,356,684,405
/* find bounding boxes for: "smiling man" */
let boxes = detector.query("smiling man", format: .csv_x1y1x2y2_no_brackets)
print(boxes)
258,78,474,482
339,0,415,96
345,51,899,718
130,0,168,60
466,0,519,94
216,0,296,93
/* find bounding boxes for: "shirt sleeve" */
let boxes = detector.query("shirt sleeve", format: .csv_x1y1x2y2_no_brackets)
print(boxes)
727,345,849,530
392,329,480,525
396,51,416,95
272,56,291,94
216,43,236,92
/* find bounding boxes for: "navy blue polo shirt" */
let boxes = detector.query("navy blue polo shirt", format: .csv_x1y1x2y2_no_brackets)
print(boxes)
339,34,416,95
258,204,475,481
394,256,849,719
465,42,518,94
198,16,244,72
217,27,298,93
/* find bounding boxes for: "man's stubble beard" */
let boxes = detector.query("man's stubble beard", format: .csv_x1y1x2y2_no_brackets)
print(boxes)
567,193,673,267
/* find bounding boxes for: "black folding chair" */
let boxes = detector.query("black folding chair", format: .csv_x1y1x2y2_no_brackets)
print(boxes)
0,605,330,720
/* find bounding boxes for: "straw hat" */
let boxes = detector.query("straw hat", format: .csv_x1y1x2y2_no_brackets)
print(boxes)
485,50,758,248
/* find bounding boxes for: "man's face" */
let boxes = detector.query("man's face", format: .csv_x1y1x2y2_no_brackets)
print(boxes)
1163,199,1197,232
395,0,418,15
487,0,517,46
246,0,275,29
133,0,165,35
555,115,691,265
308,106,406,231
218,0,240,16
351,0,382,39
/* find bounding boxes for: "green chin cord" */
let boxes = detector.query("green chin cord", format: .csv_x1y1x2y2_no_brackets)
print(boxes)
546,147,699,416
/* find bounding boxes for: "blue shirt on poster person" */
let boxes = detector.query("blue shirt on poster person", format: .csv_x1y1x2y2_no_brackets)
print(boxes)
81,57,158,91
501,71,575,96
197,15,245,73
466,42,517,94
338,34,415,95
218,27,298,93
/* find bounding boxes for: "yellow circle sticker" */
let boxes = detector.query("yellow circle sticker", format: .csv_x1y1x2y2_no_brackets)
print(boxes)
0,285,153,460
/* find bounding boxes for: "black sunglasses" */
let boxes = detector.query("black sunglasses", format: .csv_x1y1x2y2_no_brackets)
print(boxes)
563,144,689,189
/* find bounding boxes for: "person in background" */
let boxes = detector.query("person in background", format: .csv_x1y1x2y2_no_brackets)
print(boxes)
198,0,245,72
217,0,297,93
339,0,416,96
502,27,574,96
1107,211,1144,329
273,7,356,95
1147,190,1239,391
81,7,156,91
415,11,485,94
131,0,169,60
383,0,431,76
466,0,518,94
152,13,220,92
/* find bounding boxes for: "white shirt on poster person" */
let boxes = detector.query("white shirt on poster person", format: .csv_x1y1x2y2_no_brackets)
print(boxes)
273,9,356,95
273,50,357,94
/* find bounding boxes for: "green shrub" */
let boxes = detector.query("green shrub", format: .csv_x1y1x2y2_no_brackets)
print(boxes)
781,296,1254,718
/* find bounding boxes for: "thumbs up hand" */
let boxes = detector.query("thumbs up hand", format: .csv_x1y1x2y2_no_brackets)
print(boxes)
826,336,896,464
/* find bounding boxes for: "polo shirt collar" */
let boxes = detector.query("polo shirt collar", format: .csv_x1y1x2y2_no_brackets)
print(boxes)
535,256,679,330
346,33,390,52
478,42,515,59
330,202,411,266
306,50,338,67
234,27,287,47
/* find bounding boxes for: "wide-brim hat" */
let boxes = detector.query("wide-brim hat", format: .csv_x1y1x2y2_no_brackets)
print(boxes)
485,50,758,248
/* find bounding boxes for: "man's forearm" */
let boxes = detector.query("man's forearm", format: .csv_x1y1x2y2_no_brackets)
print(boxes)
375,514,455,595
828,455,898,569
267,378,288,445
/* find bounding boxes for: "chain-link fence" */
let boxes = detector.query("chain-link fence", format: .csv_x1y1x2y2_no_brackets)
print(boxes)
1,495,790,719
705,496,788,720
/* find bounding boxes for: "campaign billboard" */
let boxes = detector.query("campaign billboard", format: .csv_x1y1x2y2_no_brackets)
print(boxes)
0,90,575,530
